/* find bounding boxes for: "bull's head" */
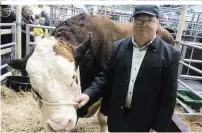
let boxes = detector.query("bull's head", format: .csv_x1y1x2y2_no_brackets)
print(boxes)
9,33,91,132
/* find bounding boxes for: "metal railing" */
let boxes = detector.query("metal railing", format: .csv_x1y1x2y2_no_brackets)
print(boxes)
177,41,202,113
0,23,17,82
25,24,56,55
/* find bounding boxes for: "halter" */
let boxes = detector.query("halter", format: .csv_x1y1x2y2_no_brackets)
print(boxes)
32,66,81,109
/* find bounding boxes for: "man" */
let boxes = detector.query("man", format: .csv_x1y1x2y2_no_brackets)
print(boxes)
74,5,180,132
21,5,34,58
40,10,50,26
1,5,16,75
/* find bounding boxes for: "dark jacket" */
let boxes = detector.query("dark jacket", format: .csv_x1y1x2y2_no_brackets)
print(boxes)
84,36,181,132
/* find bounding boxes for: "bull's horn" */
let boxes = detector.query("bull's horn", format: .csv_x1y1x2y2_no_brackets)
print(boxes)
74,32,92,62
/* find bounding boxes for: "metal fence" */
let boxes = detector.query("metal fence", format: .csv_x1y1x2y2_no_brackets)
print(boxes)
50,5,202,43
177,41,202,113
50,5,86,26
159,6,202,43
25,24,56,55
0,23,17,82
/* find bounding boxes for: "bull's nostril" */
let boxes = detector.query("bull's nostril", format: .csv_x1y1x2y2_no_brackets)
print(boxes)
47,119,69,131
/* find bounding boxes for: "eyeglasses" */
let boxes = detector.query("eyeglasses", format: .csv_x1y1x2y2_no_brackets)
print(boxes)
134,18,157,25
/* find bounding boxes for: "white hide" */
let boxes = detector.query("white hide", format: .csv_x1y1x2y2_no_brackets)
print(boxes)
26,36,80,131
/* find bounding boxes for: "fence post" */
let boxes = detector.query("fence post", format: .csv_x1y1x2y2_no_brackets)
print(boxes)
175,5,188,49
16,5,22,59
178,45,187,79
26,24,30,55
50,5,54,26
11,24,17,60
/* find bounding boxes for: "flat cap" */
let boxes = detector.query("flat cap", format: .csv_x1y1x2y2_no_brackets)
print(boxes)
133,5,159,18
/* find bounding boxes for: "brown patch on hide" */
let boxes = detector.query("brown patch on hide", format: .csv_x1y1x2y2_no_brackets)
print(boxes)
156,25,175,46
53,41,75,62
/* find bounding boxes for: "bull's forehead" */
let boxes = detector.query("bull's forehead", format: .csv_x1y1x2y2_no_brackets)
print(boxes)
26,37,80,102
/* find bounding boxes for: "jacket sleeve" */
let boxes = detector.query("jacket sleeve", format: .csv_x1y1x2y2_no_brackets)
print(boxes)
83,42,118,101
152,50,181,132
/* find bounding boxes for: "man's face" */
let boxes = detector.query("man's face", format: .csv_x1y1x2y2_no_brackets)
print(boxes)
39,19,45,25
1,7,11,17
23,7,33,17
133,14,158,39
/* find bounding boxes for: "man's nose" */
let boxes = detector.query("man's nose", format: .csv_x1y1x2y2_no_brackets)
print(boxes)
47,118,75,131
142,20,148,26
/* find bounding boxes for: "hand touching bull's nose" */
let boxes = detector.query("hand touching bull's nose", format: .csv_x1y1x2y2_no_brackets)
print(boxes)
74,94,90,108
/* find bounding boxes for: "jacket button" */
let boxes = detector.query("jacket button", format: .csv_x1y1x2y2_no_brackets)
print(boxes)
121,106,124,109
127,79,129,82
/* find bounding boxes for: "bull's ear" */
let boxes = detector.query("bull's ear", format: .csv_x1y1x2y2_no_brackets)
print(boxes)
5,46,35,71
74,32,92,63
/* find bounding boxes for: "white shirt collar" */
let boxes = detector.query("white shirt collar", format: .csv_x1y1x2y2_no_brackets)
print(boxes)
132,34,156,50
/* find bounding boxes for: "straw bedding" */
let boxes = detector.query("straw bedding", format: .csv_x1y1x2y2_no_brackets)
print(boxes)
1,85,100,132
1,86,201,132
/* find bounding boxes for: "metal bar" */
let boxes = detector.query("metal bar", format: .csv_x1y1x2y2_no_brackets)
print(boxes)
0,47,12,55
14,24,17,59
28,24,56,30
182,41,202,46
187,47,195,75
30,42,37,45
11,24,17,60
160,20,202,26
178,45,187,78
26,24,30,55
175,5,188,49
181,35,202,38
50,5,54,26
178,79,202,99
193,14,201,42
0,64,8,70
0,23,16,26
184,59,202,64
179,61,202,75
176,98,194,113
185,29,202,32
180,42,202,50
0,42,15,49
180,75,202,80
0,29,12,35
0,72,12,82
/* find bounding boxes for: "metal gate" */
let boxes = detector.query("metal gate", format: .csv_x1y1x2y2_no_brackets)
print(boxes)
177,41,202,113
25,24,56,55
0,23,17,82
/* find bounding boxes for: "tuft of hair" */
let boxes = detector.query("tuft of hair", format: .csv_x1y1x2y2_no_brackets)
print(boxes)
53,40,75,62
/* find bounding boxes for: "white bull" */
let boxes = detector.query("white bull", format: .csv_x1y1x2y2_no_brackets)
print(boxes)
26,35,108,132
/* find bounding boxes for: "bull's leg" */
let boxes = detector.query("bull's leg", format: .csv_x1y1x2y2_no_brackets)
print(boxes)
97,108,108,132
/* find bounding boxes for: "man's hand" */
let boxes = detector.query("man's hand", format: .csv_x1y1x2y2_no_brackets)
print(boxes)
73,94,90,108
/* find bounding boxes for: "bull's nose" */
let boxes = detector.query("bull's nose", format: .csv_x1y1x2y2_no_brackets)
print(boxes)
47,119,73,131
